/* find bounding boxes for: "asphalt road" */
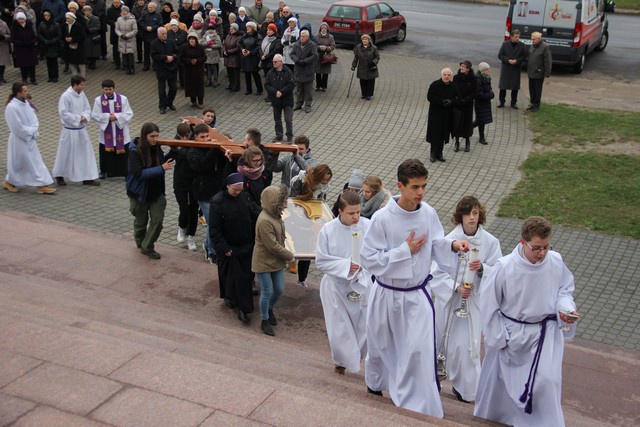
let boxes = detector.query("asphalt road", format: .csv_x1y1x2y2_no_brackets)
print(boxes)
286,0,640,81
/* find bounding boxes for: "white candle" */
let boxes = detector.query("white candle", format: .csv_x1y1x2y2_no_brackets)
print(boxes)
463,247,480,284
351,224,362,265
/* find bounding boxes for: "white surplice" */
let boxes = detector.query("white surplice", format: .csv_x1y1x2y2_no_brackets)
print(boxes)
360,196,457,418
90,93,133,147
316,217,372,373
52,87,99,182
4,98,53,187
474,244,577,427
430,224,502,402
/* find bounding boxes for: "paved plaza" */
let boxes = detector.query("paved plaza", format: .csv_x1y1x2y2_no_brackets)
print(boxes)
0,46,638,354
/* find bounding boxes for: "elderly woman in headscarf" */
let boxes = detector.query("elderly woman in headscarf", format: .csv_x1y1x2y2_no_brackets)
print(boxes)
62,10,86,77
208,9,224,38
474,61,494,146
351,33,379,100
37,8,61,82
115,5,137,75
315,22,335,92
236,6,249,33
259,22,282,79
240,20,262,95
11,11,38,83
181,31,207,107
281,16,298,72
222,22,241,91
13,0,36,32
188,11,206,41
82,5,101,69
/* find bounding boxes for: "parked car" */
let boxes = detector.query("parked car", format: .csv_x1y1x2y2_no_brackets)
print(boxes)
322,0,407,46
504,0,614,73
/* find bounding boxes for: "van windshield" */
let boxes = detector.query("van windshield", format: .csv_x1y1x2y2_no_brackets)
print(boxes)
327,6,361,20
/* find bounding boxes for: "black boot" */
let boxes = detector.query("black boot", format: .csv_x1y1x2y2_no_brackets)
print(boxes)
464,139,470,152
453,138,460,152
0,65,5,83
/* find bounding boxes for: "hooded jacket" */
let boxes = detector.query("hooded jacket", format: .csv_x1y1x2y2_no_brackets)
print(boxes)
252,185,294,272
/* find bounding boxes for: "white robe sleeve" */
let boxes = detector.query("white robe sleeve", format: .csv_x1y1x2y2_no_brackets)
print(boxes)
315,225,352,280
59,92,82,128
115,96,134,129
479,260,509,351
555,254,577,338
5,102,38,141
81,93,92,124
91,97,110,132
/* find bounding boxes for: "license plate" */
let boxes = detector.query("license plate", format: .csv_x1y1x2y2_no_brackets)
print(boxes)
335,22,351,28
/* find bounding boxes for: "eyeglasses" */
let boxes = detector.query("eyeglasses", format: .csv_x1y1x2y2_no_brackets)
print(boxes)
251,158,263,164
524,241,552,253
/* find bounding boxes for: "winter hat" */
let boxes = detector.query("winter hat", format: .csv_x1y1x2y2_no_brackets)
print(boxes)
193,12,204,22
65,11,76,20
348,169,364,190
230,23,238,31
67,1,79,10
82,5,92,12
208,9,217,17
207,21,215,30
319,22,329,31
225,173,244,186
14,11,26,20
169,18,179,26
287,16,297,24
187,31,198,40
238,6,246,13
267,23,277,33
478,62,490,72
246,21,257,30
460,59,472,69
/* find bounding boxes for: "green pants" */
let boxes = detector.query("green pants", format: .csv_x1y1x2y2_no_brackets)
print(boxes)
129,195,167,251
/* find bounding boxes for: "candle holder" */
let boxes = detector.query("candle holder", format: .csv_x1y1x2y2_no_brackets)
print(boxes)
454,247,480,318
559,310,579,332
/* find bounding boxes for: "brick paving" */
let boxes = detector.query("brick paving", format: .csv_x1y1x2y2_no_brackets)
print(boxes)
0,45,638,353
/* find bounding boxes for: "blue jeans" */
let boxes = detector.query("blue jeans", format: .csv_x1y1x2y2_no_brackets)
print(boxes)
257,270,284,320
198,200,215,256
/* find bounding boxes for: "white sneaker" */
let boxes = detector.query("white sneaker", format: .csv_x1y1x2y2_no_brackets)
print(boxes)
297,280,308,288
187,236,197,251
177,227,187,243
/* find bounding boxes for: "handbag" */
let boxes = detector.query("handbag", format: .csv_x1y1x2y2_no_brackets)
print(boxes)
92,34,102,42
321,52,337,65
368,62,377,71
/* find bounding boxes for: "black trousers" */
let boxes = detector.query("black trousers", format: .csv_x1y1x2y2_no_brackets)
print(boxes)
359,78,375,97
273,105,293,139
499,89,518,104
143,40,151,67
244,71,263,93
136,36,143,61
157,72,177,108
227,67,241,90
430,139,446,160
315,73,328,89
174,189,199,236
111,40,120,67
298,260,310,282
528,78,544,108
45,57,59,80
20,66,36,82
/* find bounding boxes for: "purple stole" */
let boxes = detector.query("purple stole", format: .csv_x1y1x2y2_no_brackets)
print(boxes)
101,93,126,154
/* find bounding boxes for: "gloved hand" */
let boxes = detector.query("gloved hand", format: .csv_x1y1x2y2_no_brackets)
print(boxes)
443,99,453,107
296,60,304,66
351,67,355,71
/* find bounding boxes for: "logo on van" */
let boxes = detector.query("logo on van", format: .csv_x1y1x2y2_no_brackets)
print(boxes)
550,3,562,21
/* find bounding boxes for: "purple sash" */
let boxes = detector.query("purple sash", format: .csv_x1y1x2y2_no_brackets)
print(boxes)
499,311,557,414
101,93,126,154
375,275,440,391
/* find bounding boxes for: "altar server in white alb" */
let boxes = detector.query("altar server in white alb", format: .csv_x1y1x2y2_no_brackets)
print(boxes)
360,159,469,418
3,83,56,195
474,216,579,426
91,79,133,179
316,191,371,375
52,75,100,187
430,196,502,403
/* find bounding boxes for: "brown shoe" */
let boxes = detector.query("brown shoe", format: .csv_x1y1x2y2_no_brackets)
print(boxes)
56,177,67,186
37,186,57,194
82,180,101,186
334,365,346,375
3,181,19,193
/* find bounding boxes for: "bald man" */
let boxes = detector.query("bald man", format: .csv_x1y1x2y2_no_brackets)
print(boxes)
150,27,179,114
526,32,552,112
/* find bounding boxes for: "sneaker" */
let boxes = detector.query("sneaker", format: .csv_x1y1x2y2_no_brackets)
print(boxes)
334,365,346,375
140,248,161,259
37,186,56,194
177,227,187,243
209,252,218,265
203,243,210,261
3,181,19,193
297,280,308,288
187,235,197,251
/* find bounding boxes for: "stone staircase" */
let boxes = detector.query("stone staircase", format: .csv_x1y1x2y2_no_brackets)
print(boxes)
0,210,637,426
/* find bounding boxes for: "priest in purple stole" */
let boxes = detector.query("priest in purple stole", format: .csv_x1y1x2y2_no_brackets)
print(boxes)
91,79,134,178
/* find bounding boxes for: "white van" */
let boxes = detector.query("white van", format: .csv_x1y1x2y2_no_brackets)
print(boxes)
504,0,614,73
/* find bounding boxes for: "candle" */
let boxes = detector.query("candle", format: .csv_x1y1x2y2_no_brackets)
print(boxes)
463,247,480,284
351,224,362,265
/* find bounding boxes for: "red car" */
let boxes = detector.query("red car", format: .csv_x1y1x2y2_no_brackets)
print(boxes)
322,0,407,46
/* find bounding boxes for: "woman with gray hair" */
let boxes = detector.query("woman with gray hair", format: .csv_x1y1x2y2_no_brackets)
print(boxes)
474,62,494,146
222,22,242,91
315,22,335,92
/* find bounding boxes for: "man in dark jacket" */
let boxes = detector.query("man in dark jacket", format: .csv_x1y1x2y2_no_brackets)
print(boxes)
137,0,161,70
210,172,261,323
150,26,178,113
290,29,317,113
265,53,295,142
497,29,526,109
526,31,552,112
426,67,460,163
106,0,122,69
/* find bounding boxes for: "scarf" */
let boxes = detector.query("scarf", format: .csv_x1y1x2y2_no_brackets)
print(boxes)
101,93,126,153
237,163,265,181
261,34,276,56
361,189,389,218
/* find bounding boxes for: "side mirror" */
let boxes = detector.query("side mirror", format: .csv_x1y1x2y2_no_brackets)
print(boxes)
392,11,399,17
605,0,615,13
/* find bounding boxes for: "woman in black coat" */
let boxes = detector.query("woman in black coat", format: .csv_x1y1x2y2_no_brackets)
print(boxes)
62,12,86,77
474,62,494,146
351,33,379,100
37,9,60,82
181,32,207,107
452,60,477,153
239,21,262,95
426,67,460,163
11,12,38,83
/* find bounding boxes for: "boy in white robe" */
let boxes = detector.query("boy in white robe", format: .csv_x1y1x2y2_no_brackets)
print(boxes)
52,75,100,186
3,83,56,195
316,191,371,375
430,196,502,403
474,216,579,427
91,79,133,178
360,159,469,418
